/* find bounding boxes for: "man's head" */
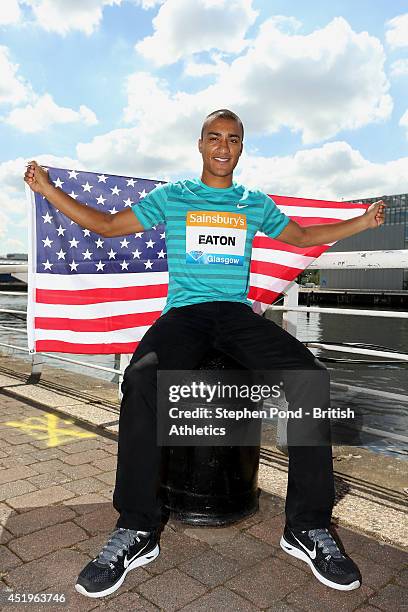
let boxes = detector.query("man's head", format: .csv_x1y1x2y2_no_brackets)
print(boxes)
199,109,244,185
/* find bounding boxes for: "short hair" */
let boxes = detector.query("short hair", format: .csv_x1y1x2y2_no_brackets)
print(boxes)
201,109,244,140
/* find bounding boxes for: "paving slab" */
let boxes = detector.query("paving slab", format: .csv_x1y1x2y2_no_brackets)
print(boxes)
5,385,87,408
0,374,24,387
138,568,207,611
179,586,260,611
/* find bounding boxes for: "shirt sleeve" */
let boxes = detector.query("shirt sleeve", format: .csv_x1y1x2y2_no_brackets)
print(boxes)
260,194,291,238
131,183,170,229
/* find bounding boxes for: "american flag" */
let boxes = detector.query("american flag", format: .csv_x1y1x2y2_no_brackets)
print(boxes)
26,167,368,354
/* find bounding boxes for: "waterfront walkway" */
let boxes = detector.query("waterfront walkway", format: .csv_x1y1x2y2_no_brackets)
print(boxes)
0,355,407,611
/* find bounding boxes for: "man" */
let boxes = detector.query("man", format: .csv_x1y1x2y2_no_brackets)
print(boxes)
25,109,385,598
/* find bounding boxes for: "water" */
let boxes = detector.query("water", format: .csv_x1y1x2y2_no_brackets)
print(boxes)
1,292,407,458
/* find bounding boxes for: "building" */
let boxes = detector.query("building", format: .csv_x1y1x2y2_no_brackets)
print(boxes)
320,193,408,291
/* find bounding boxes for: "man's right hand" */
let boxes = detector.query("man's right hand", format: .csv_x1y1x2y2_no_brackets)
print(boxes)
22,159,145,237
24,160,52,195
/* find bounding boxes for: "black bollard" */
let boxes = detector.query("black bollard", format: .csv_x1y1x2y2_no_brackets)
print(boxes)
159,350,262,526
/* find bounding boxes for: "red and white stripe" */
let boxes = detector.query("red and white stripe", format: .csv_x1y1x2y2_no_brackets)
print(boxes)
249,195,367,310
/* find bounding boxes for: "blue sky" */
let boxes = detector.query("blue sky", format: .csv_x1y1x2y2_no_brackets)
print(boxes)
0,0,407,253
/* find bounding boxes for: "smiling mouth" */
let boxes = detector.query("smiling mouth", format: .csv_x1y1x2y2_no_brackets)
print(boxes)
213,157,230,162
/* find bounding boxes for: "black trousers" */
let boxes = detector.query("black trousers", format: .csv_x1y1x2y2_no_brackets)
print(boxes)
113,301,335,531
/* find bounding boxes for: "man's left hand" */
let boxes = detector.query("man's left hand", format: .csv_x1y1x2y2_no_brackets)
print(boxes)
364,200,386,229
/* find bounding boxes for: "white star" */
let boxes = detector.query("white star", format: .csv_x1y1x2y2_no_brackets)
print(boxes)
109,207,118,215
126,178,137,187
56,225,66,236
42,260,53,270
138,189,148,199
42,212,53,224
132,249,141,259
69,260,78,271
56,249,66,260
70,220,76,225
96,194,106,205
69,191,78,199
82,249,93,260
68,170,78,179
160,231,165,239
95,260,105,271
120,238,130,248
82,229,91,237
157,249,166,258
69,237,79,248
82,181,93,192
155,182,164,187
95,238,104,248
54,177,64,188
110,185,121,196
145,239,155,248
135,232,143,238
97,174,108,183
151,225,156,230
123,197,134,207
107,249,117,259
42,236,53,248
120,260,129,270
144,260,153,269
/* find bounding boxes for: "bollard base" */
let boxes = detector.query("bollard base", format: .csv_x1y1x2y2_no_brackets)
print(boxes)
161,485,260,527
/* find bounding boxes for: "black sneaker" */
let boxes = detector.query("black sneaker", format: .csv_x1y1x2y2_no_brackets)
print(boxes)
280,525,361,591
75,528,159,598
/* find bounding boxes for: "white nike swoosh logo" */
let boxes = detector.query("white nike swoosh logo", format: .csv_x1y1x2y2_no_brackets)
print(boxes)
123,542,149,568
237,204,248,209
293,534,317,559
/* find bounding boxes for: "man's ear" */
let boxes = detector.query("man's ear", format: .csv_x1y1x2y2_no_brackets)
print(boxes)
198,138,203,153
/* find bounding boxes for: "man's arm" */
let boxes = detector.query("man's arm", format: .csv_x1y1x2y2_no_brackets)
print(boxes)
24,161,144,238
276,201,386,247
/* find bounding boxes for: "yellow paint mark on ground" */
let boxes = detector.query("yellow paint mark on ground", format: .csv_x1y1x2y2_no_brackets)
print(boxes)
6,414,96,447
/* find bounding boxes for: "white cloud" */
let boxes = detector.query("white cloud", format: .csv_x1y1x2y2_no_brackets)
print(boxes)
131,0,164,8
77,124,201,178
4,93,98,132
390,58,408,77
0,154,79,207
0,0,21,25
208,16,392,143
136,0,257,66
385,13,408,49
133,16,392,144
22,0,122,35
0,154,79,252
3,238,25,251
184,53,229,77
399,109,408,139
76,113,408,203
3,0,164,34
0,46,30,105
237,141,408,200
0,211,9,242
75,16,394,177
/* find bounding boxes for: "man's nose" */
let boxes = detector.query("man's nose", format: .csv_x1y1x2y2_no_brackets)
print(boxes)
218,139,230,153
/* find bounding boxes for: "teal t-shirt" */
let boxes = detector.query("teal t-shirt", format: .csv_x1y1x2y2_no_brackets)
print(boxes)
132,178,290,314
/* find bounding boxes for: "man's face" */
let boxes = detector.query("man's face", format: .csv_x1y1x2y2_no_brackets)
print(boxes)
198,117,243,179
